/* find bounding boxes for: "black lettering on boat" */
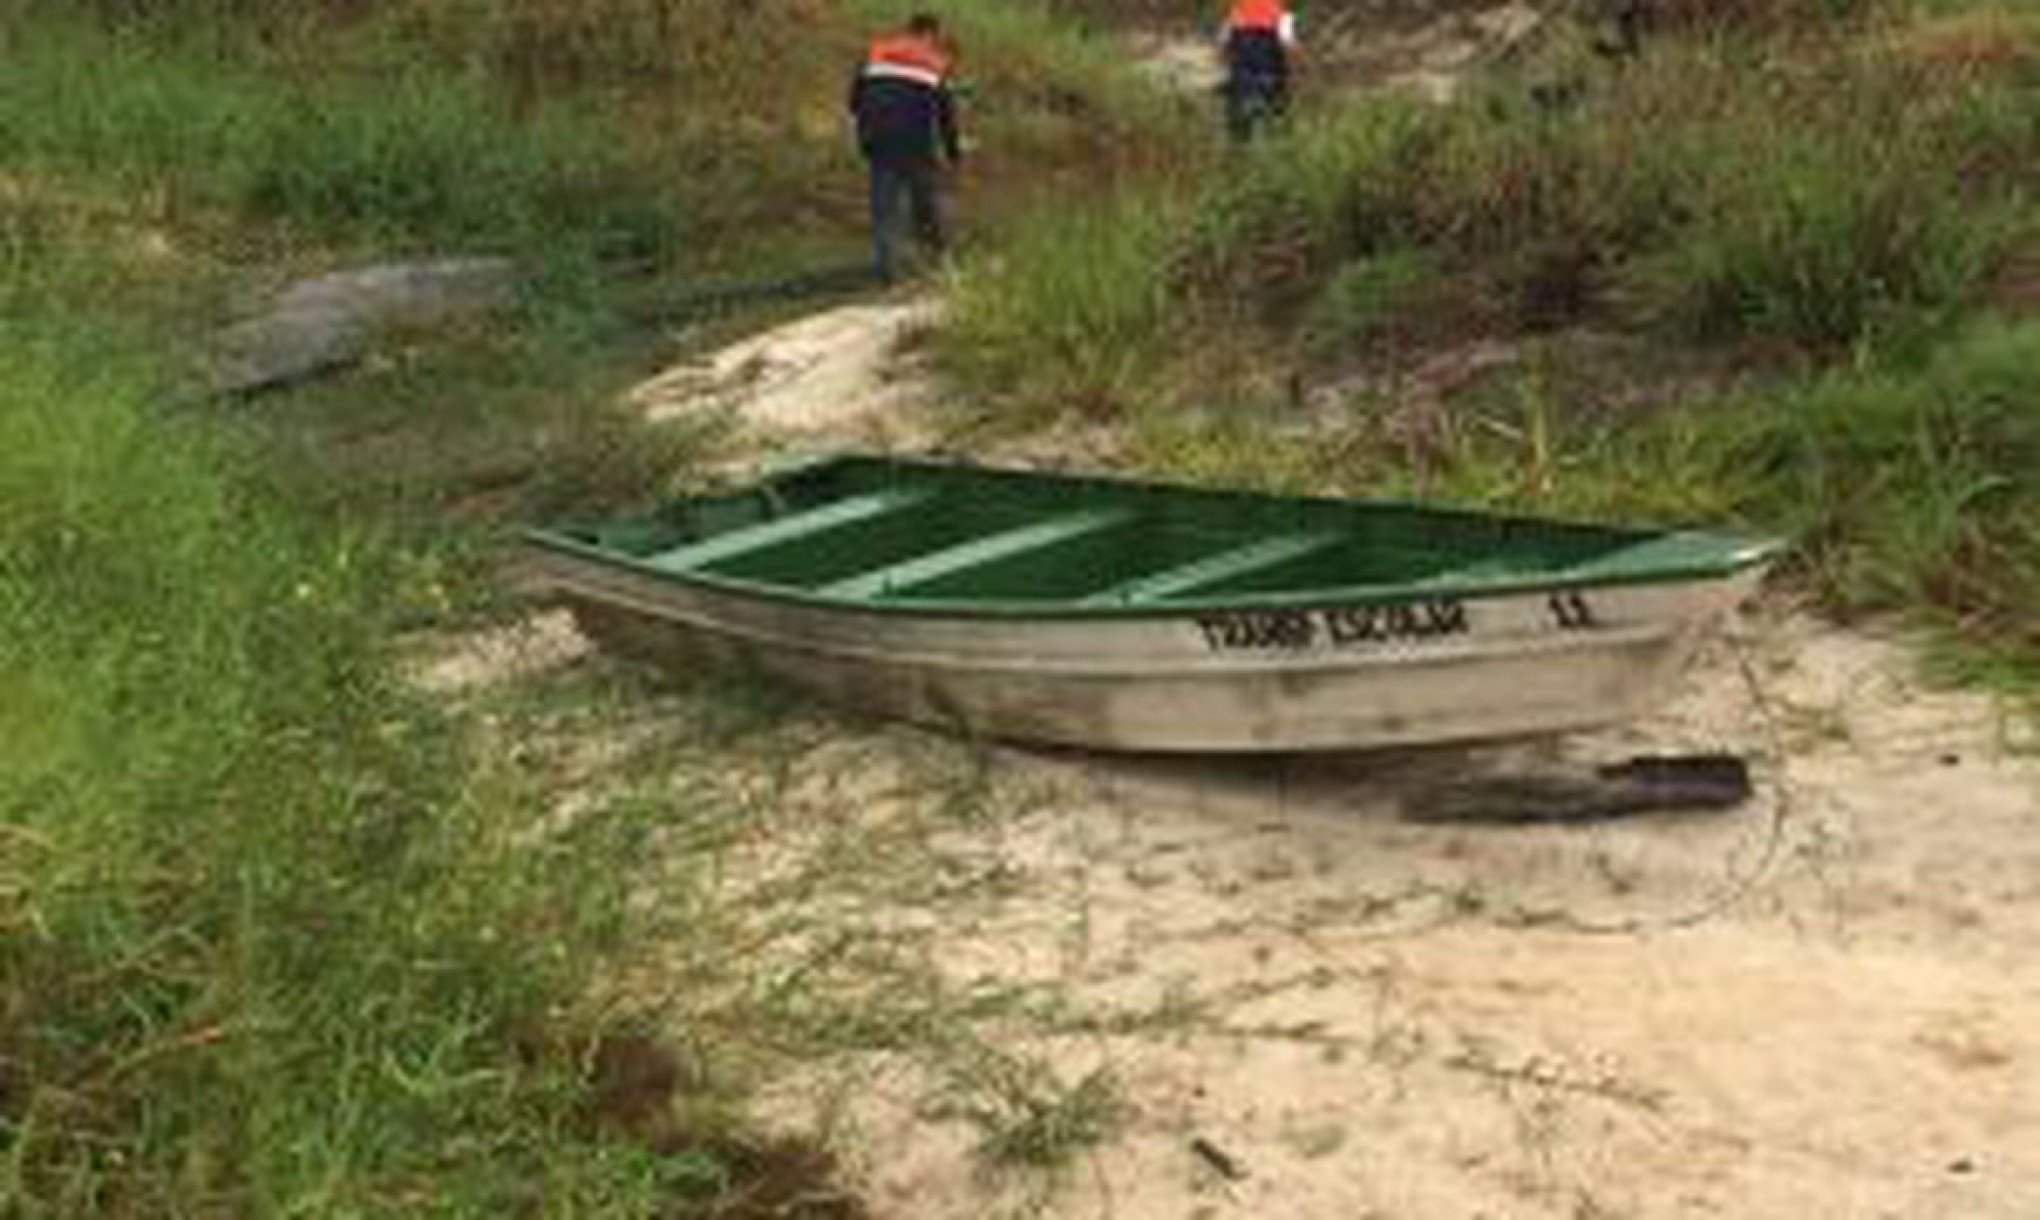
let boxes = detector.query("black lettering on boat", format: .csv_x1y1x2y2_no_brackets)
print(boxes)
1198,600,1467,652
1196,618,1231,650
1324,606,1382,644
1425,600,1469,635
1549,591,1599,630
1195,609,1318,652
1326,599,1470,645
1206,599,1474,650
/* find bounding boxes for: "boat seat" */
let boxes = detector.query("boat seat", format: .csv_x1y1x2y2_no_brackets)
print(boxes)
821,509,1133,600
1081,531,1343,605
640,488,932,573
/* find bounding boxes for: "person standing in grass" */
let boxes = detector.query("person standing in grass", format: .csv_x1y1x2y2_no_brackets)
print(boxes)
849,13,963,284
1221,0,1299,142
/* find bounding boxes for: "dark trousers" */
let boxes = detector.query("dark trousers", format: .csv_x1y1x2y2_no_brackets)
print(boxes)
1225,71,1288,143
867,156,943,282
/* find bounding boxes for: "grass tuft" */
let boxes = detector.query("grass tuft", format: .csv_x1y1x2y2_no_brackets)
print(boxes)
940,1050,1124,1175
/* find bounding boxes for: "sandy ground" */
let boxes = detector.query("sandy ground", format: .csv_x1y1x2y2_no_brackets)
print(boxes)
770,610,2038,1220
629,295,945,450
581,269,2040,1220
420,598,2038,1220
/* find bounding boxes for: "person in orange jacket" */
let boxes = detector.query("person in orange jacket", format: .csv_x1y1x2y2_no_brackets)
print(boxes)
1220,0,1299,141
848,13,963,283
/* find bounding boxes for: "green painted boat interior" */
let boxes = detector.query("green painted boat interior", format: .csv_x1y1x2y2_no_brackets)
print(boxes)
529,455,1778,614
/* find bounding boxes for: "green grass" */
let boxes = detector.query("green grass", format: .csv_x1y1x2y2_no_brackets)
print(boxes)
3,0,1180,277
1302,250,1445,357
1676,322,2040,680
242,296,720,520
1524,322,2039,684
1110,318,2040,687
953,20,2036,385
0,296,683,1212
0,13,679,257
0,10,751,1215
944,196,1192,422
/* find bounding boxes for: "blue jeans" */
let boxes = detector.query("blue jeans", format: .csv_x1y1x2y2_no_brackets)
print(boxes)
868,157,944,282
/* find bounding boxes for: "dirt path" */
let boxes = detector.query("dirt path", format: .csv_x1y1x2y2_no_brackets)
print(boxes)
629,293,946,455
616,0,1557,457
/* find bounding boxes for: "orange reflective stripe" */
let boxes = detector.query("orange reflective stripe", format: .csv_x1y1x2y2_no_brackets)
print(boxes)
867,34,950,79
1227,0,1287,32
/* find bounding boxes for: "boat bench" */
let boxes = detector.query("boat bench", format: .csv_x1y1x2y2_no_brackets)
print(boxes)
1080,531,1344,605
821,508,1135,600
639,488,934,573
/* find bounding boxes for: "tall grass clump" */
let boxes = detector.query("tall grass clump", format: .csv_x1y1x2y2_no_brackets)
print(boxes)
1730,320,2040,664
1171,105,1429,307
944,196,1191,419
952,16,2035,412
0,265,688,1212
0,13,677,255
1407,321,2040,680
1631,45,2024,344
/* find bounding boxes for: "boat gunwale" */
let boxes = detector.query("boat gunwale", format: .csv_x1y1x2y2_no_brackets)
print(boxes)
522,454,1783,621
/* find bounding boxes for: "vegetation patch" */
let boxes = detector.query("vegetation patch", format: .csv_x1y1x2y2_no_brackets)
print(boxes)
1,1,1192,1209
945,6,2040,687
0,13,675,256
0,281,685,1212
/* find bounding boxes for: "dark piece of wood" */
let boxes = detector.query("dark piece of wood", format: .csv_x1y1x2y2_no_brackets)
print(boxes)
1407,753,1751,824
1191,1136,1247,1181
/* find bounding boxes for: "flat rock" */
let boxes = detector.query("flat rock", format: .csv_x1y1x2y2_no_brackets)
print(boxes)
206,257,519,396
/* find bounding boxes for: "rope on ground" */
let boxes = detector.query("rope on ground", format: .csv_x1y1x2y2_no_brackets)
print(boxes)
1543,631,1796,937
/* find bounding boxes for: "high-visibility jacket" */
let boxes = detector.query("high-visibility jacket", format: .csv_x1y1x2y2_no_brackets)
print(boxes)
863,33,952,88
1226,0,1290,34
849,33,961,164
1224,0,1296,82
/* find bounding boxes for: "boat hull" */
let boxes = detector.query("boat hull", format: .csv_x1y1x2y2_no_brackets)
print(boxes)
528,548,1757,753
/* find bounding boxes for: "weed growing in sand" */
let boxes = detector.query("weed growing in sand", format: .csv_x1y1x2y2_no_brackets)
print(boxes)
937,1049,1125,1175
469,647,1165,1198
